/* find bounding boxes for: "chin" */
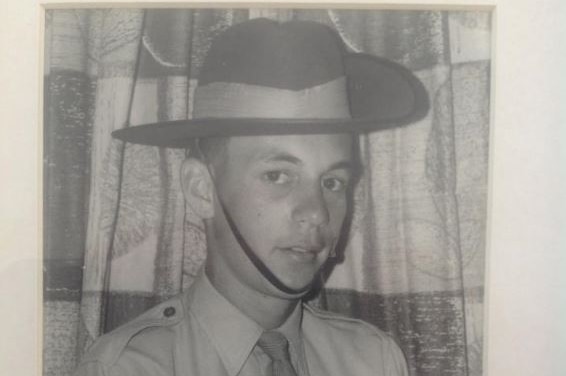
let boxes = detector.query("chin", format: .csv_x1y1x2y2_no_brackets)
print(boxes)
274,272,320,295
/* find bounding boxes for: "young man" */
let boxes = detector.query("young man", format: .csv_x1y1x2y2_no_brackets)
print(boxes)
75,18,428,376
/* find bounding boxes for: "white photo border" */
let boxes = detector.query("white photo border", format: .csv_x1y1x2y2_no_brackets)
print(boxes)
1,1,564,376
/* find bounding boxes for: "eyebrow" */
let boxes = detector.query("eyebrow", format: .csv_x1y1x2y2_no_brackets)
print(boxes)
328,160,355,172
259,151,356,173
260,152,303,166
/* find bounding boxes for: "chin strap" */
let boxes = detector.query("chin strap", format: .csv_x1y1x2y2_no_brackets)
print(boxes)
204,164,313,295
217,197,313,295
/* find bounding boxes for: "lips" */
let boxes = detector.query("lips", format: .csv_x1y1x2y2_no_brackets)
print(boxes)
278,245,325,262
288,246,314,253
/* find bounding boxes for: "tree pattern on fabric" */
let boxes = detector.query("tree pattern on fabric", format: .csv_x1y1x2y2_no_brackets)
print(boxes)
43,8,490,376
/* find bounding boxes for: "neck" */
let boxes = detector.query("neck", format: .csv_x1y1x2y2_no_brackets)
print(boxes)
205,261,301,330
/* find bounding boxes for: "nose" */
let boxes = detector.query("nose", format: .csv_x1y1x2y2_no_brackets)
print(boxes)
291,183,329,228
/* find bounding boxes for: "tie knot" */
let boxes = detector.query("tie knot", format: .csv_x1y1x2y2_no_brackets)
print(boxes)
257,331,291,361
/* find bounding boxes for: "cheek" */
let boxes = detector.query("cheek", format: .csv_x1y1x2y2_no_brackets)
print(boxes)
237,196,276,228
253,203,285,227
327,197,348,228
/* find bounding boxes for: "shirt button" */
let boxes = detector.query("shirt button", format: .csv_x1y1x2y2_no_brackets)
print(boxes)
163,306,176,317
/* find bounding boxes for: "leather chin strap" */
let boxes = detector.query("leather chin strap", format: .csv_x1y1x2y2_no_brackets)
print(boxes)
217,197,313,296
206,165,313,296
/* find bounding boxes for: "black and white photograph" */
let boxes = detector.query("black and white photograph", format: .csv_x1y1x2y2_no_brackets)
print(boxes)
42,7,492,376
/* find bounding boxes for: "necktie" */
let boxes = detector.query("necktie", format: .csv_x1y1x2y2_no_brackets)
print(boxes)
257,331,298,376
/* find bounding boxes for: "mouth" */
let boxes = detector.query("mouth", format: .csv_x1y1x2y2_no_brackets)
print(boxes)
278,246,325,262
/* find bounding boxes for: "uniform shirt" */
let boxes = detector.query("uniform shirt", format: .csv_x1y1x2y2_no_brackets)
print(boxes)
75,274,408,376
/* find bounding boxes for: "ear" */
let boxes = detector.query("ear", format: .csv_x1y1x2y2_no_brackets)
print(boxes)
180,158,215,219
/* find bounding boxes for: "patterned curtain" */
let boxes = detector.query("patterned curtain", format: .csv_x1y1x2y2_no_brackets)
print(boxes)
43,8,491,376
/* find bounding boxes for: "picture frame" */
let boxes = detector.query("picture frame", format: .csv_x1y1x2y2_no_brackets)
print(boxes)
0,1,564,376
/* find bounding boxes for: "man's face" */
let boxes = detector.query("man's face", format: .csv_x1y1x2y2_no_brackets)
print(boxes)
206,133,354,297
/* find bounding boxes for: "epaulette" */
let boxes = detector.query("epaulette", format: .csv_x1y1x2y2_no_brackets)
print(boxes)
302,303,393,342
79,295,185,368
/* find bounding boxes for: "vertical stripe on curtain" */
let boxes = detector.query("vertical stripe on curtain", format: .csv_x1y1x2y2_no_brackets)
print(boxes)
43,8,490,376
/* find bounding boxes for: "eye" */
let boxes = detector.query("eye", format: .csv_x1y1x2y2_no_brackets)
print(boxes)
263,170,291,185
321,177,348,192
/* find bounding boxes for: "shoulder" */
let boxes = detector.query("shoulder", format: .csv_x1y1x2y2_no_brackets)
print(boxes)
75,295,185,376
302,304,408,375
303,303,393,344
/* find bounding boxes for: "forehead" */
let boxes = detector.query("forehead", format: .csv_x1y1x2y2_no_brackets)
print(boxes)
223,133,354,167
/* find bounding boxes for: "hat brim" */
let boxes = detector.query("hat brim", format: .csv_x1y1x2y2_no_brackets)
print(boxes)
112,53,429,148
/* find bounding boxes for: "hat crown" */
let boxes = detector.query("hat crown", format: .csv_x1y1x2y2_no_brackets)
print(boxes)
111,18,430,147
199,18,347,91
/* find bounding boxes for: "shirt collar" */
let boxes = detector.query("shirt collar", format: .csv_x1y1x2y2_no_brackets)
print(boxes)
185,273,303,376
277,301,302,353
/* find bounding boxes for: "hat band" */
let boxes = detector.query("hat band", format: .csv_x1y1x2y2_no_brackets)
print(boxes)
192,77,351,119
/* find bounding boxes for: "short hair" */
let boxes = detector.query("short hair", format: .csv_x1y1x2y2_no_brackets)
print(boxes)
187,137,229,166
